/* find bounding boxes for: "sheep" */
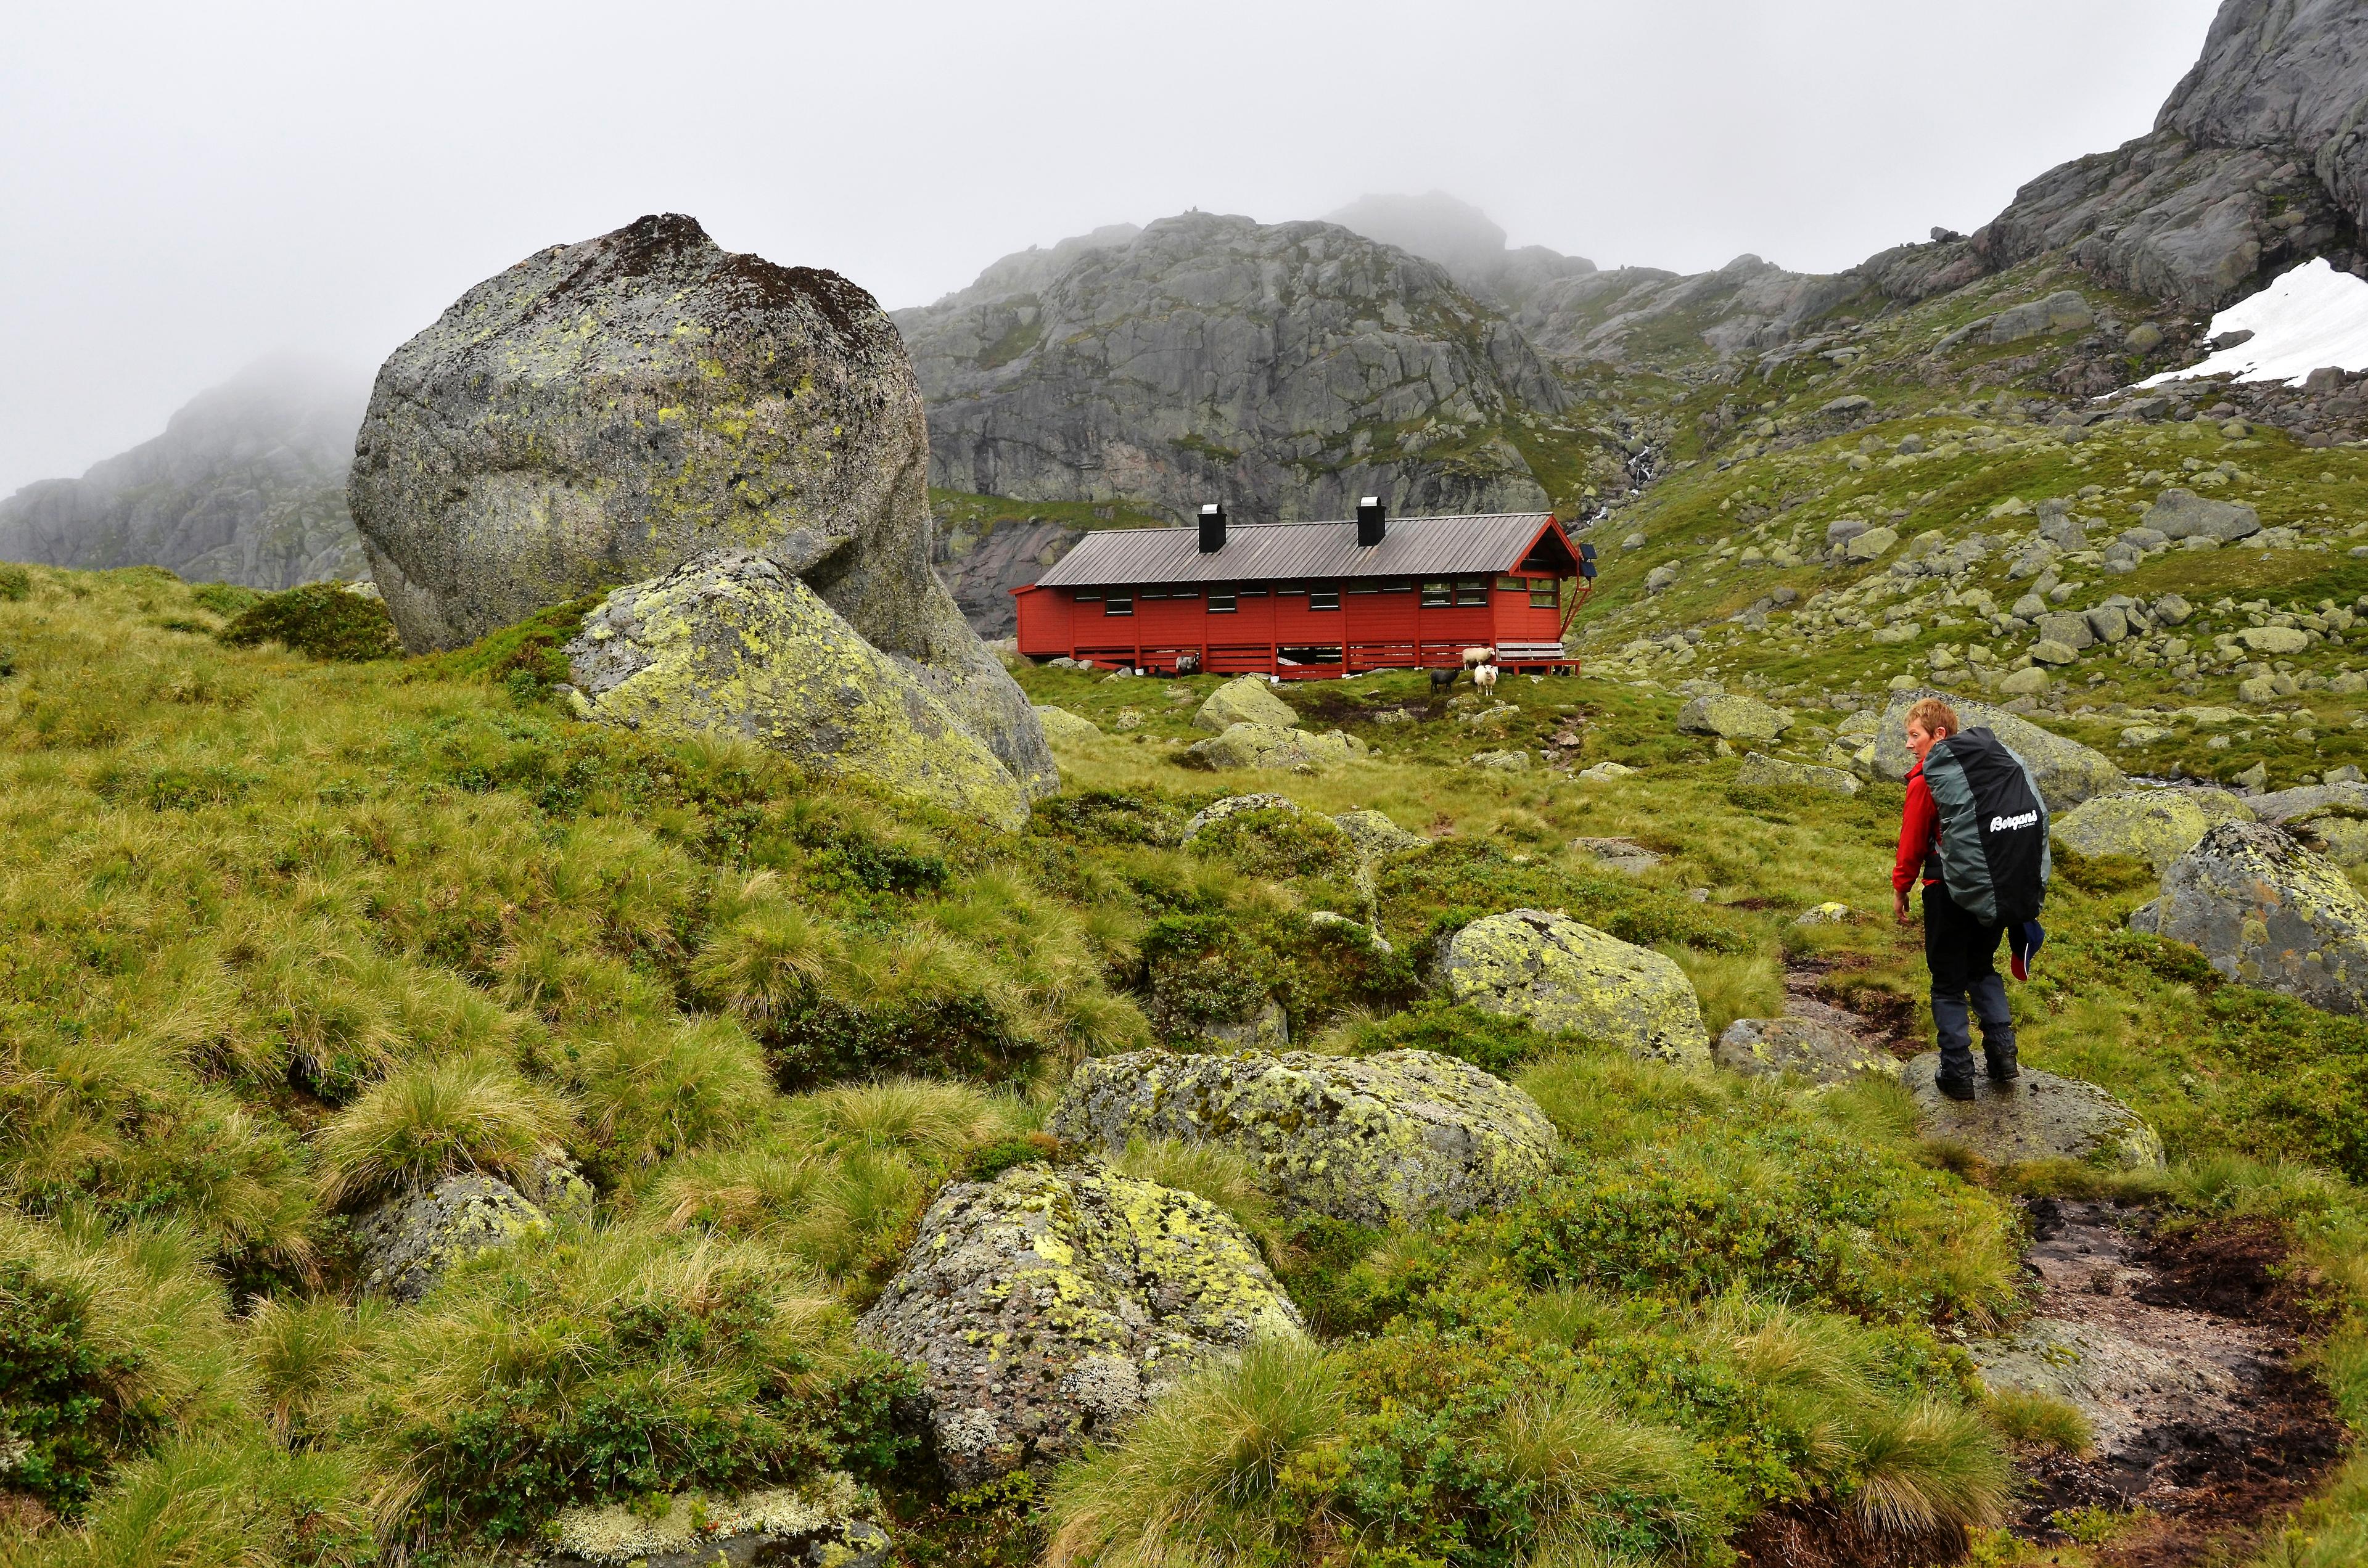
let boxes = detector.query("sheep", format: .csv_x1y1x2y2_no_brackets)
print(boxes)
1462,646,1496,670
1473,661,1500,699
1427,665,1462,694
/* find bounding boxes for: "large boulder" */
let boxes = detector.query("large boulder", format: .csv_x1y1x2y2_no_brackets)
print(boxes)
356,1175,546,1303
1902,1056,2163,1169
1872,689,2124,810
350,212,1051,797
2130,821,2368,1014
2053,788,2256,873
2142,488,2261,543
1185,722,1367,771
857,1164,1300,1487
1194,676,1298,732
1436,908,1711,1066
1033,705,1103,745
1675,693,1791,744
564,552,1034,829
1047,1048,1559,1226
2254,781,2368,866
545,1477,890,1568
1736,752,1861,795
1714,1016,1899,1088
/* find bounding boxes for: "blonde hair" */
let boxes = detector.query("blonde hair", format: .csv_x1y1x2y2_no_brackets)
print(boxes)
1905,696,1960,737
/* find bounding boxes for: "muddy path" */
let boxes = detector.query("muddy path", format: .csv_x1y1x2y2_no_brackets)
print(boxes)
1769,953,2352,1565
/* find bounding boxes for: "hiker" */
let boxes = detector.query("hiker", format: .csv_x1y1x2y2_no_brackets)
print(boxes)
1892,697,2050,1101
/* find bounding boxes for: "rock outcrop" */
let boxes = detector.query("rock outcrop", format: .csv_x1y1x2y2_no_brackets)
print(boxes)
2054,788,2256,872
350,213,1051,797
0,359,368,588
1902,1057,2164,1169
2131,821,2368,1014
356,1174,546,1302
1873,691,2124,810
857,1164,1299,1487
545,1477,890,1568
894,212,1577,523
1047,1048,1559,1226
565,552,1035,829
1436,909,1711,1066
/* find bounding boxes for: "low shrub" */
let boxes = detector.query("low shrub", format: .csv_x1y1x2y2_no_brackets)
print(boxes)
218,583,400,662
1186,806,1350,880
1335,999,1564,1073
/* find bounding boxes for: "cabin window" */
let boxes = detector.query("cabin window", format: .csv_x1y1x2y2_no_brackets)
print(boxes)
1105,594,1133,616
1142,590,1169,601
1346,584,1381,595
1309,590,1340,611
1497,576,1525,591
1529,578,1560,609
1173,590,1199,599
1383,583,1413,593
1421,580,1451,607
1075,591,1102,602
1209,592,1238,613
1455,577,1490,606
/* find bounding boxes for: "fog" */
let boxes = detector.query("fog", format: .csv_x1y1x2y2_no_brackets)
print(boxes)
0,0,2219,494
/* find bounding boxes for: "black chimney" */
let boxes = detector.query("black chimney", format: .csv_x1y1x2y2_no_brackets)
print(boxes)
1356,495,1386,547
1198,502,1227,554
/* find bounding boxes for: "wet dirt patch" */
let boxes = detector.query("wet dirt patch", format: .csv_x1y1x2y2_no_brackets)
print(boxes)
1785,951,1923,1054
1981,1200,2346,1566
1732,1502,1963,1567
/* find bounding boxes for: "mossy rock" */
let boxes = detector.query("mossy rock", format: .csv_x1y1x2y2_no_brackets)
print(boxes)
2054,788,2254,874
857,1164,1299,1487
1436,908,1711,1066
2130,820,2368,1014
1714,1016,1899,1088
355,1174,546,1302
1194,675,1297,731
218,581,399,661
1032,704,1103,745
1048,1046,1558,1226
1184,721,1367,771
564,549,1032,830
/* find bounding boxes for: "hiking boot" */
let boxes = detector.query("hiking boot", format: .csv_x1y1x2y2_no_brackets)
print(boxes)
1936,1073,1980,1102
1985,1048,2020,1083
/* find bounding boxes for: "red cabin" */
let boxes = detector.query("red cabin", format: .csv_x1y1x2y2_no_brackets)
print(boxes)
1013,503,1585,678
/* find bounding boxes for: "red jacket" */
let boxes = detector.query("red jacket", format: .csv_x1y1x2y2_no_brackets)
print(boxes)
1894,761,1941,894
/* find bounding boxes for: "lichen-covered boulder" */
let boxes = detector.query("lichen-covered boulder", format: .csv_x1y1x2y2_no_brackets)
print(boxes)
564,551,1032,829
356,1175,546,1302
1873,689,2124,810
1714,1016,1899,1087
2129,821,2368,1014
1331,808,1426,856
1902,1056,2163,1168
1676,693,1791,744
349,212,1051,797
2251,781,2368,864
1194,676,1297,732
1185,722,1366,771
857,1164,1300,1487
1033,705,1103,745
1436,909,1711,1065
1736,751,1862,795
545,1476,890,1568
1048,1048,1558,1226
1182,792,1301,841
2053,788,2255,872
1572,837,1663,876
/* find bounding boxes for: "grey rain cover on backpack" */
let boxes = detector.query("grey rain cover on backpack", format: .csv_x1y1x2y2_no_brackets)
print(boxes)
1921,727,2050,926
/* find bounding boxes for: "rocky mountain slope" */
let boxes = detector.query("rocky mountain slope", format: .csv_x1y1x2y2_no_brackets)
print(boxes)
0,359,368,588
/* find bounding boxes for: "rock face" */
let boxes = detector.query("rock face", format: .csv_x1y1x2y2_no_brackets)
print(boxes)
1436,909,1711,1066
0,359,368,588
857,1164,1300,1487
2130,821,2368,1014
546,1477,890,1568
894,212,1574,523
564,552,1035,829
932,515,1087,639
1902,1056,2164,1169
1048,1048,1560,1226
1873,691,2124,810
356,1175,546,1302
1714,1017,1899,1088
350,213,1050,796
2054,788,2256,872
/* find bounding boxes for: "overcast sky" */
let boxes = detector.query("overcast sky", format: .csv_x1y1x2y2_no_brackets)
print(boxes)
0,0,2221,495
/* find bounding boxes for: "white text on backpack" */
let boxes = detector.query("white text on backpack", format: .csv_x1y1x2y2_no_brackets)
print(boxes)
1988,811,2039,831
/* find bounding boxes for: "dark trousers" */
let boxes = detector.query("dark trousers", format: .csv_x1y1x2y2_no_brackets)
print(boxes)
1923,884,2015,1082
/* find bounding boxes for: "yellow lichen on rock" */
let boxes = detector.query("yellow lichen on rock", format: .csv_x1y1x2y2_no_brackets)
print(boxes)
2055,788,2254,873
1437,908,1711,1066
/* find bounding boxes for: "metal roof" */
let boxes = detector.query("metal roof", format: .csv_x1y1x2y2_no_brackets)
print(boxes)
1032,512,1568,589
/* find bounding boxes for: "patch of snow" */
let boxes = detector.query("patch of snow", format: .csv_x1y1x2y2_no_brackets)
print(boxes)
2140,258,2368,389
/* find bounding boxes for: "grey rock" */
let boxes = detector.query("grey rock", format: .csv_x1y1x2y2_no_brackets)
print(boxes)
1033,704,1103,745
2084,605,2131,644
1902,1056,2163,1168
1987,290,2095,343
1675,692,1792,743
2131,821,2368,1013
1872,689,2125,810
1048,1048,1560,1227
1437,908,1711,1065
545,1477,889,1568
1573,835,1664,875
934,514,1087,639
2034,611,2097,651
2054,788,2255,872
858,1164,1301,1486
1715,1016,1899,1087
1331,808,1427,856
1195,676,1297,732
2037,499,2089,551
356,1175,546,1303
0,359,369,589
2145,488,2262,543
1184,723,1367,771
1735,751,1862,795
1183,792,1302,841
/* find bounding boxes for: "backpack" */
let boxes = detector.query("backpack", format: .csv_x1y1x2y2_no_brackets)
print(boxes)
1921,726,2050,927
